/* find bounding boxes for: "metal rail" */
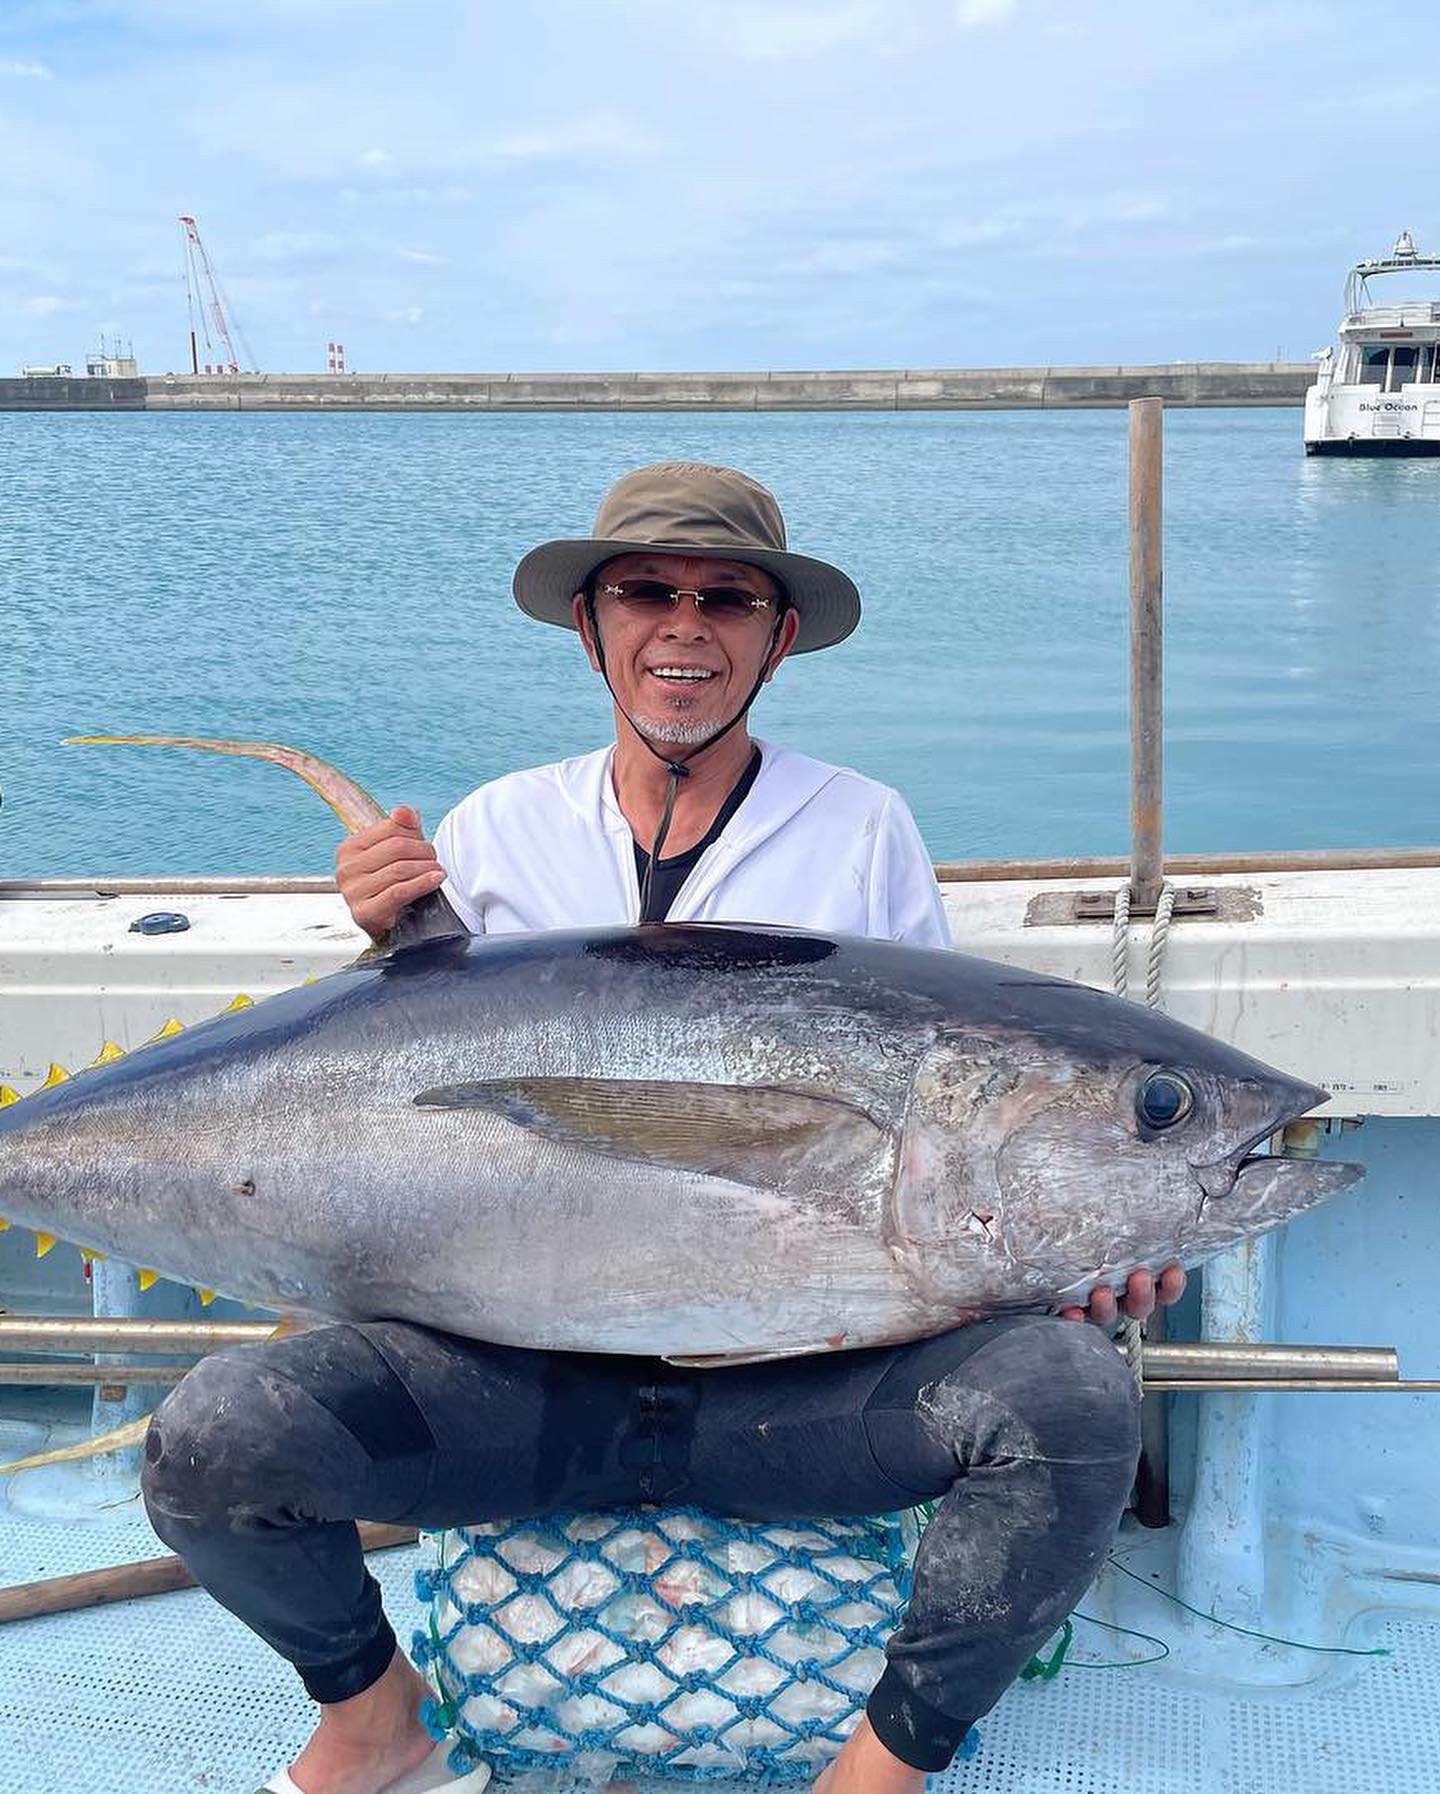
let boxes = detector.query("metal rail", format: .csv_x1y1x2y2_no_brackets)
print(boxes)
9,847,1440,901
0,1323,1425,1394
9,843,1440,902
1129,396,1165,912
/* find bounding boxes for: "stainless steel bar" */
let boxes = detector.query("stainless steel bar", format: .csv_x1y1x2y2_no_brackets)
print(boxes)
1148,1380,1440,1392
1142,1343,1398,1380
1,1364,1434,1391
0,1321,1405,1379
0,1363,188,1386
0,1319,279,1353
1129,396,1165,912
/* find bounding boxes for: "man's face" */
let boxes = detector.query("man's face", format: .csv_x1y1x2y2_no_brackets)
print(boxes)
572,552,800,746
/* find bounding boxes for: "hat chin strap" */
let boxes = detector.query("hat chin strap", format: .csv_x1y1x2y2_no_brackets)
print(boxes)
584,591,784,920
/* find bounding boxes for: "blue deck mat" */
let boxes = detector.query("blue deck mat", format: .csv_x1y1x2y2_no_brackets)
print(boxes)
4,1437,1438,1793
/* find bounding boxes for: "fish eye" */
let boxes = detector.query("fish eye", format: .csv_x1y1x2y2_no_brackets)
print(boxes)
1137,1070,1194,1131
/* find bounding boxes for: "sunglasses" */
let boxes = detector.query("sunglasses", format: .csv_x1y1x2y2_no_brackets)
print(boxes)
598,579,778,622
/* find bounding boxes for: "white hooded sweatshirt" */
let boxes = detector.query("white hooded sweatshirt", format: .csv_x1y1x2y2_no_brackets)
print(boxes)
433,740,950,947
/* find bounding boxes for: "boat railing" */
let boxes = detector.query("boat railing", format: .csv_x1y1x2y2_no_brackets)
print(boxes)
1342,301,1440,330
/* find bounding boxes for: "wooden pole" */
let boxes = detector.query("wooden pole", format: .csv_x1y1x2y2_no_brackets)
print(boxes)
1129,397,1164,911
0,1522,418,1625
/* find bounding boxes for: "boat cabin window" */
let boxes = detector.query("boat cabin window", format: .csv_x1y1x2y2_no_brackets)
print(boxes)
1390,345,1418,387
1359,347,1389,385
1415,345,1437,382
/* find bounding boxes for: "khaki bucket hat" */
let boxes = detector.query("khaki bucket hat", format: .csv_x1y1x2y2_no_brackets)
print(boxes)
512,461,861,653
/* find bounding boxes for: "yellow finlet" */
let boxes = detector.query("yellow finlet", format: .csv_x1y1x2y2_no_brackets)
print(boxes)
0,1218,10,1233
42,1063,69,1087
195,1287,215,1306
224,993,254,1011
0,1086,18,1107
79,1247,106,1265
150,1018,185,1041
137,1268,160,1292
34,1232,57,1258
90,1040,126,1065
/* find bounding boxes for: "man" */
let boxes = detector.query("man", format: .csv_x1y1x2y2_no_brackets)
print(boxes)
142,463,1181,1794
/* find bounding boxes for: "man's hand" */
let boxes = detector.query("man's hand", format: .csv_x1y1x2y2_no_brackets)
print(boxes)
335,805,447,943
1058,1264,1186,1327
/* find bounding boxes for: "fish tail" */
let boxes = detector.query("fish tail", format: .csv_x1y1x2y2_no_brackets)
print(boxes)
64,734,388,835
0,1414,151,1475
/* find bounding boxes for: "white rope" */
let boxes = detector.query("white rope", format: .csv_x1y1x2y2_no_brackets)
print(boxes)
1120,1316,1146,1389
1110,882,1131,1000
1145,883,1177,1010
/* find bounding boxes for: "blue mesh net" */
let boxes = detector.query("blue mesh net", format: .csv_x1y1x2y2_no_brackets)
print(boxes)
411,1503,977,1785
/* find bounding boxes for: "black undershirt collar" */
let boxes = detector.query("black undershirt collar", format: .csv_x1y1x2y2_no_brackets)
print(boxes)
633,745,763,923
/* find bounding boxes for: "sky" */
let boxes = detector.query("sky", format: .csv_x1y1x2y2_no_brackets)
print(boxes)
2,0,1438,376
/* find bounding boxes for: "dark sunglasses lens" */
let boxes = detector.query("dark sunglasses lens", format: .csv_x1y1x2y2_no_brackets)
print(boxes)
611,580,675,610
699,589,764,618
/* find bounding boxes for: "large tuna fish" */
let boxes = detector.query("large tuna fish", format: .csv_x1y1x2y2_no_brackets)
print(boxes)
0,737,1360,1364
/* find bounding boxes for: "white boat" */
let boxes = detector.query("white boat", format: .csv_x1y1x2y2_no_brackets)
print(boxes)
3,862,1440,1792
1303,232,1440,455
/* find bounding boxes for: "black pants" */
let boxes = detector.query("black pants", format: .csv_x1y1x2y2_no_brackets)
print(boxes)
141,1313,1139,1775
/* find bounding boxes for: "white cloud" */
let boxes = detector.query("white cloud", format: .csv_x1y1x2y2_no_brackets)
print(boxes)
0,58,53,78
717,2,893,61
956,0,1017,26
250,231,342,262
338,183,471,210
490,113,654,161
356,147,394,171
383,305,424,324
394,247,445,265
22,294,82,315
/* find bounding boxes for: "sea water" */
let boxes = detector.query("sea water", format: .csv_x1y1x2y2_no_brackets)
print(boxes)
3,406,1438,876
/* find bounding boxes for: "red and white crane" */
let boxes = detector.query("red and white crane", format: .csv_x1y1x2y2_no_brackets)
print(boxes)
178,214,257,374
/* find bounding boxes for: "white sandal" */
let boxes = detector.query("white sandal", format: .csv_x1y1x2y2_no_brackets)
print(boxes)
258,1741,491,1794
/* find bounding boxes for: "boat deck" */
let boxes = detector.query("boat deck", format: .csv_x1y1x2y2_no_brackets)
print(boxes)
5,1408,1436,1794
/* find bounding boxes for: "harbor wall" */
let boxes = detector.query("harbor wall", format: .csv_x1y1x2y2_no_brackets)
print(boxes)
0,376,146,410
0,363,1313,413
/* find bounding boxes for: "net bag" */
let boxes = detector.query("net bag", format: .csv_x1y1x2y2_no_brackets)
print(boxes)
412,1503,925,1784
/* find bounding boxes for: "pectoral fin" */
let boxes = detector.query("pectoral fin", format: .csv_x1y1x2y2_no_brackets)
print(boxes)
412,1076,886,1186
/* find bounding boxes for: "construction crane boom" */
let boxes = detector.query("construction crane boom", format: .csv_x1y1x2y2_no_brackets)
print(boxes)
178,215,255,374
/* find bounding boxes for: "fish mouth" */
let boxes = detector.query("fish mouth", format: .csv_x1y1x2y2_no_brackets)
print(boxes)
1197,1078,1363,1222
1221,1151,1363,1225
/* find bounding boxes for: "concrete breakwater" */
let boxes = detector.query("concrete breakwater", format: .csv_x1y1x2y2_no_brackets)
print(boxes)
0,363,1312,413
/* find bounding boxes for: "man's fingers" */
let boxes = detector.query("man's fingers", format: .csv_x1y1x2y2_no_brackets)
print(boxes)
1120,1268,1157,1321
1057,1306,1087,1323
1086,1285,1119,1327
1157,1265,1187,1306
381,868,449,910
390,804,423,834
